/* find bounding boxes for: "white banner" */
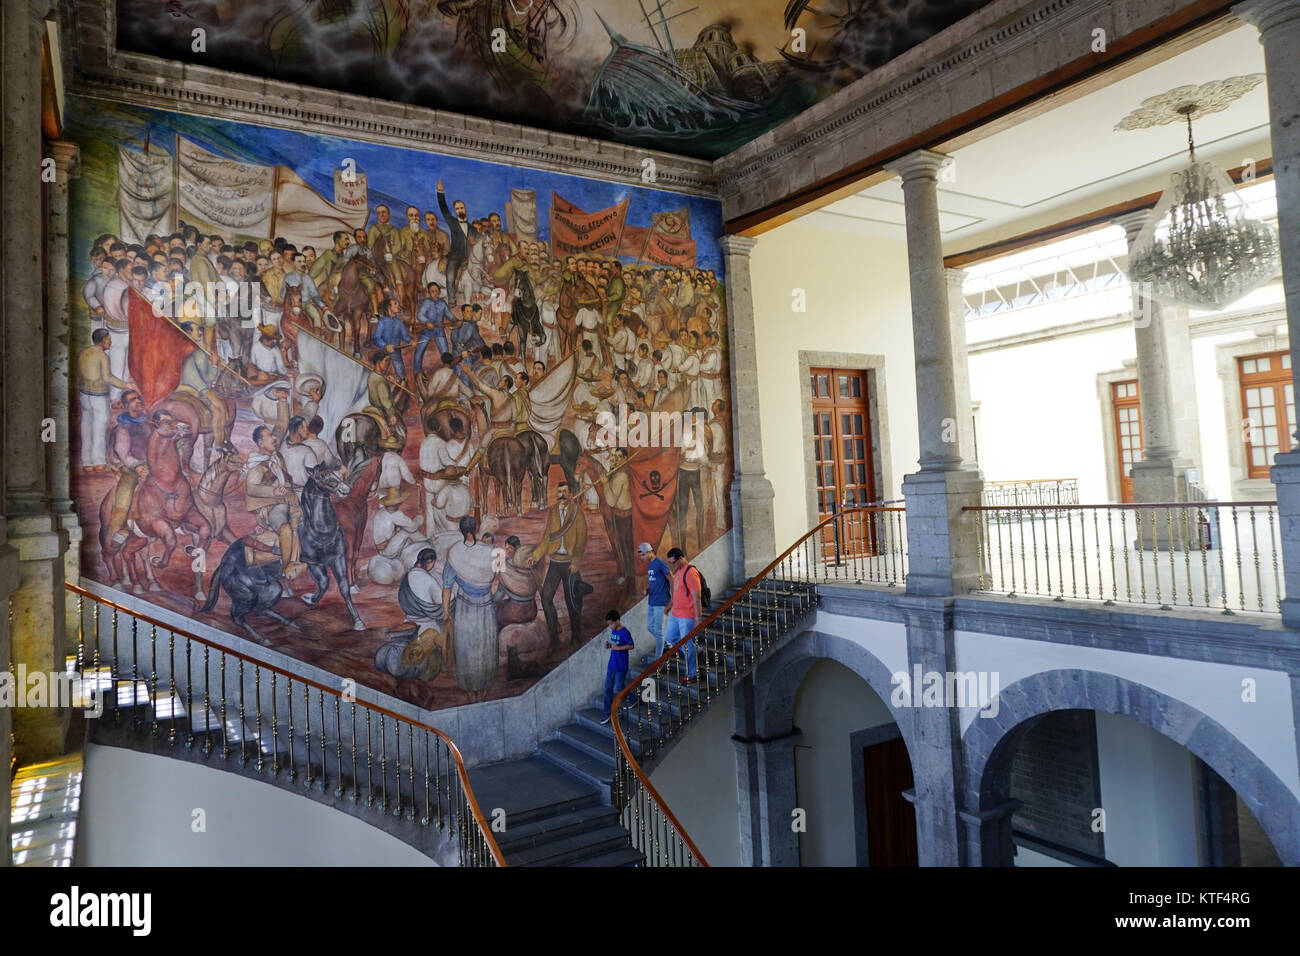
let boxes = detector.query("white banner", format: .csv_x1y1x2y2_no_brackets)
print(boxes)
508,187,538,241
118,145,173,245
296,331,372,459
176,136,275,236
333,169,369,214
273,167,369,254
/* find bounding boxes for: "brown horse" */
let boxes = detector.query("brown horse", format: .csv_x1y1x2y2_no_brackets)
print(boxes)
334,253,385,358
152,389,236,475
332,454,382,588
132,418,213,600
98,476,152,594
192,445,247,545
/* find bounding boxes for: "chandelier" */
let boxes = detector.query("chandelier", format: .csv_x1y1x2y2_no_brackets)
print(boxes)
1116,76,1280,311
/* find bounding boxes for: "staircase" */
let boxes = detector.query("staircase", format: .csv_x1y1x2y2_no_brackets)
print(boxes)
64,584,505,866
473,577,820,867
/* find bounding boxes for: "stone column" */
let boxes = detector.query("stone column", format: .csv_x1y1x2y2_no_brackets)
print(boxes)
1114,210,1188,506
731,673,801,866
959,799,1022,866
946,267,977,465
3,0,70,762
884,150,983,596
721,235,777,580
47,142,83,634
1235,0,1300,627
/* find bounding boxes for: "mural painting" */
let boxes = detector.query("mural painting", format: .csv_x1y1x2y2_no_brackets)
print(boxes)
115,0,995,159
68,97,731,709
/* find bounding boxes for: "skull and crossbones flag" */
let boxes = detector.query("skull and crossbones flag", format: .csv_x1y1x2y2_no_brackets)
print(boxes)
629,445,681,553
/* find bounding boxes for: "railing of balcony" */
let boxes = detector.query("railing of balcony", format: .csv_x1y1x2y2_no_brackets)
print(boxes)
981,478,1080,509
964,501,1282,614
609,505,906,865
62,584,506,866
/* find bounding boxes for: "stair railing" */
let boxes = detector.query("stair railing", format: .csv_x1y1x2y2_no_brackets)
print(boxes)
65,583,506,867
610,505,906,865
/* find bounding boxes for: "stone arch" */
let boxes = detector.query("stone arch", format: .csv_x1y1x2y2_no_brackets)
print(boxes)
962,668,1300,866
753,628,918,767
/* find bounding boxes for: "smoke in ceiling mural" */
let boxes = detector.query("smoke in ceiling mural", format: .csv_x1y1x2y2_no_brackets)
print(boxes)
116,0,994,159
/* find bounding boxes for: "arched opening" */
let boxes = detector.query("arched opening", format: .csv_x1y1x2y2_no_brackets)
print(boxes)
792,659,916,866
971,688,1291,866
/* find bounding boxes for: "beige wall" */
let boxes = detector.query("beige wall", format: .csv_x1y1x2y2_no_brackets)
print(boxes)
750,222,918,547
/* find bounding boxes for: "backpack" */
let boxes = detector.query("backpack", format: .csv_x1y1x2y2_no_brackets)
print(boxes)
684,564,712,611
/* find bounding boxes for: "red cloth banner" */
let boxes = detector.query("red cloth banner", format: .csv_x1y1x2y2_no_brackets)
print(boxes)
549,193,629,257
126,287,195,407
640,229,697,268
628,445,682,554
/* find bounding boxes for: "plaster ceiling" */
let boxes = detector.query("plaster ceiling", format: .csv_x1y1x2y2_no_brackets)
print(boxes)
808,24,1273,253
111,0,994,160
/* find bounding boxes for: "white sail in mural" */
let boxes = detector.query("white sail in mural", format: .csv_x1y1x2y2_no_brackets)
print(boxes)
273,167,369,252
296,331,373,458
528,351,576,449
176,136,275,237
507,188,538,241
117,143,173,244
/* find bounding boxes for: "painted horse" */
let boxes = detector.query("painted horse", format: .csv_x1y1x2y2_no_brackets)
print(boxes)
192,444,247,545
133,419,212,600
334,253,386,358
509,266,544,353
199,538,299,646
151,388,236,475
298,461,366,631
332,454,382,589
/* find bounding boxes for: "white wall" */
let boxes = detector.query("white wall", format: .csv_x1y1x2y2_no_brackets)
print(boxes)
793,659,895,867
1095,711,1200,866
82,744,435,866
648,686,742,866
750,222,917,546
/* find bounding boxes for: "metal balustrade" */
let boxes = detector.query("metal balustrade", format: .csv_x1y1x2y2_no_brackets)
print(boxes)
965,501,1283,614
609,505,905,865
60,584,505,866
982,478,1080,509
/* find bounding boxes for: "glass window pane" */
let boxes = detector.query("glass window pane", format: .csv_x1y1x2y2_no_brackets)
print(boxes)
842,413,851,433
1285,354,1292,370
843,439,852,459
1263,406,1277,426
822,439,832,458
1252,447,1266,466
845,488,857,505
838,376,850,398
857,464,866,484
817,375,828,397
851,376,862,397
855,439,865,459
853,414,863,435
1259,357,1272,372
1244,359,1257,375
845,465,854,486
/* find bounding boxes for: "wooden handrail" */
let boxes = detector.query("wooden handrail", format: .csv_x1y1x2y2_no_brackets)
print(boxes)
66,582,507,867
610,504,903,864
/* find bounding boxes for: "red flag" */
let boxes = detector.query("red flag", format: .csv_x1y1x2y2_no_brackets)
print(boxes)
126,287,195,407
640,229,696,268
629,445,681,554
549,193,629,257
619,225,649,257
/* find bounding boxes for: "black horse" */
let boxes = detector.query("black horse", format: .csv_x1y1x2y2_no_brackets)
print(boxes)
299,461,366,631
509,267,544,350
199,539,299,645
549,427,581,488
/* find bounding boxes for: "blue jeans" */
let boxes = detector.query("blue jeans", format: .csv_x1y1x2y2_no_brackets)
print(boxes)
663,615,698,679
413,331,438,378
648,604,667,658
604,668,629,716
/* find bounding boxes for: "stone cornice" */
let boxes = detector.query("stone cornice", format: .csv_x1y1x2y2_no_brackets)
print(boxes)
718,235,758,257
1233,0,1300,33
713,0,1240,225
62,0,718,198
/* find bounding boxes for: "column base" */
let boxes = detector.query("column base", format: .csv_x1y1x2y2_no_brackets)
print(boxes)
1131,458,1193,552
903,466,985,598
6,512,71,765
732,729,801,867
1270,452,1300,628
959,798,1023,867
729,472,777,581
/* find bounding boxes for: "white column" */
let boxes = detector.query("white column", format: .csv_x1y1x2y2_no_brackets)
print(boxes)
946,267,976,465
1235,0,1300,627
721,235,778,579
884,150,984,597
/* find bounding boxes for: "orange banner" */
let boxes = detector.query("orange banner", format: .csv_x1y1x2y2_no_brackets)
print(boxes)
126,287,195,407
640,229,697,268
629,446,681,554
549,193,629,257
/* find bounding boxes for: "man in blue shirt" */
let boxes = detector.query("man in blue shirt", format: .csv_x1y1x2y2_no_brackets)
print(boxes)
451,302,489,355
638,542,672,667
602,609,635,724
414,281,456,380
372,297,412,384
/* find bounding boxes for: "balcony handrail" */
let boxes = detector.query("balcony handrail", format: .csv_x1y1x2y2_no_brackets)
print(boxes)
610,504,906,865
966,500,1276,511
982,478,1077,486
64,582,507,867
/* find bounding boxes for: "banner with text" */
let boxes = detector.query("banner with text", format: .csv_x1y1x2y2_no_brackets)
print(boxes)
549,192,628,257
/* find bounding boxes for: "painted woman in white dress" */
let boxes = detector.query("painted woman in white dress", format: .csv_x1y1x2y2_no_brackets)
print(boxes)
441,515,499,702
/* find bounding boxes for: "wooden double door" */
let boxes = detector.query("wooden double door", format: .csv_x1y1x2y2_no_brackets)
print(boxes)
811,367,877,557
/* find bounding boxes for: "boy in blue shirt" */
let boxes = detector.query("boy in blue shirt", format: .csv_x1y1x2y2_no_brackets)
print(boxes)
638,542,672,667
372,297,411,383
602,609,635,724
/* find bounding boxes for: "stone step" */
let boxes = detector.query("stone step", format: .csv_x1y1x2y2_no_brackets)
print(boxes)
509,823,635,867
469,756,605,827
494,804,619,855
537,739,615,790
569,845,645,867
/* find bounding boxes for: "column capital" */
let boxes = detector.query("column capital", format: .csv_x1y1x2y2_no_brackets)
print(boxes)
1234,0,1300,33
719,234,758,258
884,148,951,183
944,266,967,291
1112,209,1152,248
46,141,80,179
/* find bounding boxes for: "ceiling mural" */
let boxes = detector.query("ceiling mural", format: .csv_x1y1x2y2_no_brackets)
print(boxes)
116,0,994,159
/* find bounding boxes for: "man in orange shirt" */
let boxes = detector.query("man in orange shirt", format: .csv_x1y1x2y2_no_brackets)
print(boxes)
663,547,702,683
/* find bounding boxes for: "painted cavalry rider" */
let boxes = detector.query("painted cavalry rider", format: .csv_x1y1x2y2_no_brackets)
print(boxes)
104,389,152,549
176,321,232,452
